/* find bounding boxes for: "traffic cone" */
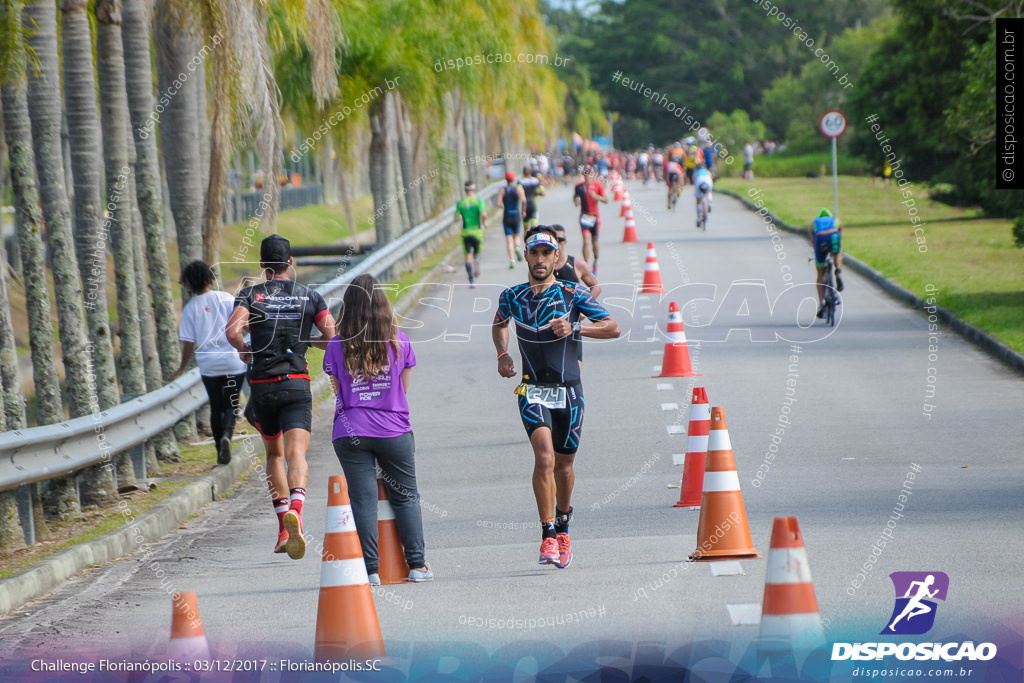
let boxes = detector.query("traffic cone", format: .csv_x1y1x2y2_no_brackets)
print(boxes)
759,516,825,651
622,215,639,243
620,196,631,217
655,302,700,377
377,477,410,585
168,591,210,660
314,475,386,661
674,386,710,508
640,242,664,294
689,407,759,561
613,183,624,201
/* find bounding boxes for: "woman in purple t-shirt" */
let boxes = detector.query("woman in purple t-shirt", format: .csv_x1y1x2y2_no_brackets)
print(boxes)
323,274,431,584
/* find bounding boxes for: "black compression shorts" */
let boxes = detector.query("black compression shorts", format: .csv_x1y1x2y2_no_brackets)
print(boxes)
250,377,312,439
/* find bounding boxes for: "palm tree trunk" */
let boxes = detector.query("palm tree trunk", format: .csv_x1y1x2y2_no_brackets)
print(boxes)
369,99,400,245
0,100,25,551
24,0,96,420
25,0,95,520
122,0,179,381
1,71,56,540
395,94,423,227
153,0,203,274
61,0,120,414
96,0,145,404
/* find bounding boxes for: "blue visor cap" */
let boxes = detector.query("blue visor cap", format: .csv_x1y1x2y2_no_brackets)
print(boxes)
525,232,559,250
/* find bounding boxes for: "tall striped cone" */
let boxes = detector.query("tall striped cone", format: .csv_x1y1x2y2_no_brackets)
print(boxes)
689,407,760,561
655,302,700,377
674,387,711,507
640,243,664,294
377,477,410,584
620,195,631,217
759,517,825,651
613,182,624,201
168,591,210,661
314,475,386,661
622,215,639,243
624,208,634,221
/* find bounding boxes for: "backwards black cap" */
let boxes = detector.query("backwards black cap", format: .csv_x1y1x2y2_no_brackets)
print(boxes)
260,234,291,267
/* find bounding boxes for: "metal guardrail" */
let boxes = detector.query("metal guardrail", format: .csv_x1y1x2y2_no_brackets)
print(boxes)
0,181,501,495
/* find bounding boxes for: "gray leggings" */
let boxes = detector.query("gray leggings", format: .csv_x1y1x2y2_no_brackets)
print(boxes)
332,432,425,573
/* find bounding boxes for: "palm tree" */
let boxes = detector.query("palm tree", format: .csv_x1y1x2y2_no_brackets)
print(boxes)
121,0,180,383
2,0,62,534
25,0,102,518
153,0,204,274
61,0,120,414
96,0,146,406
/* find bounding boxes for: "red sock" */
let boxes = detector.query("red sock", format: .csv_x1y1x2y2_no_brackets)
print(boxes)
289,488,306,516
273,498,289,532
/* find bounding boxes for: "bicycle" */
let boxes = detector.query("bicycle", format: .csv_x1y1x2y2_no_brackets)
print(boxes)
810,254,840,326
668,180,681,211
695,194,709,231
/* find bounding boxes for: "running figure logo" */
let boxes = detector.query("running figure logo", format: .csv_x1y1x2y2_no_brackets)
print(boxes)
882,571,949,635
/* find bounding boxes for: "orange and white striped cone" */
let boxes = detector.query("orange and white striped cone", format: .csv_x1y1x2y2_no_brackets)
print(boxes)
640,242,665,294
613,182,624,201
620,196,631,217
168,591,210,661
377,477,410,585
690,407,760,561
625,208,634,221
655,302,700,377
622,215,639,243
674,386,710,508
759,516,825,651
314,475,386,661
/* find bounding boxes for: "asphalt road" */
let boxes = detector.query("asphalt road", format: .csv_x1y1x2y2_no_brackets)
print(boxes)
1,180,1022,680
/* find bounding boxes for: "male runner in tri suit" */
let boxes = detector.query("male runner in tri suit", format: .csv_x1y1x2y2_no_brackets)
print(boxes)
496,171,526,269
226,235,336,560
519,167,545,230
492,226,621,569
572,166,607,274
454,180,489,287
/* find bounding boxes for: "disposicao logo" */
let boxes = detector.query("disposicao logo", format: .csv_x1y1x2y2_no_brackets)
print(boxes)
831,571,997,662
882,571,948,635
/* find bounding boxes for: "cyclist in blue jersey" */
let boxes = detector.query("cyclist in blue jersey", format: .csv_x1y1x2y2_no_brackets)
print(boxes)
492,226,621,569
809,208,845,318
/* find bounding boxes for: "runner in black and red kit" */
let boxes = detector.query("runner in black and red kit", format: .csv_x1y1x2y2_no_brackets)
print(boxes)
227,235,336,560
492,226,621,570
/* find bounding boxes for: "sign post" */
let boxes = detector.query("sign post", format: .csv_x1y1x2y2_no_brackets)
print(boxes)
819,110,847,218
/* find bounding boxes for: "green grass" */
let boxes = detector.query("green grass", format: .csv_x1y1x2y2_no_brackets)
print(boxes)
718,176,1024,353
719,151,870,179
0,479,189,580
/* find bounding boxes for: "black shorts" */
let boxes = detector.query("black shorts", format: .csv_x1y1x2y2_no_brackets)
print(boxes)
249,377,312,439
463,235,482,255
524,203,538,224
685,168,695,183
517,384,585,454
503,214,522,236
668,172,679,186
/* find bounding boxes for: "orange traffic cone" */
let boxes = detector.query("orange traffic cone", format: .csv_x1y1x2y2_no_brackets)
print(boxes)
613,183,624,201
168,591,210,660
674,386,710,508
622,215,639,243
377,477,410,584
620,195,631,217
314,475,386,661
759,517,825,651
690,407,759,561
640,242,665,294
655,302,700,377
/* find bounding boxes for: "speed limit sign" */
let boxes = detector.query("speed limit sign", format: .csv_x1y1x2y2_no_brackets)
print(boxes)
820,110,847,138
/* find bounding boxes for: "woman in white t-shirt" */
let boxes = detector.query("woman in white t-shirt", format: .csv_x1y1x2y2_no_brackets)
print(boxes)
169,261,248,465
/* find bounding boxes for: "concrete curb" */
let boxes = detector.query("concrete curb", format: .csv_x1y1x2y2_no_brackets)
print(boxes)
719,188,1024,375
0,434,261,614
0,209,498,616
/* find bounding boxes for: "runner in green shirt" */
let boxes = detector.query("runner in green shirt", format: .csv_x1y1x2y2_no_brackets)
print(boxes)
454,180,489,288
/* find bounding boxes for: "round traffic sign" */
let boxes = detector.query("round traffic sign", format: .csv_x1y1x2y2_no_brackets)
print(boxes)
820,110,847,138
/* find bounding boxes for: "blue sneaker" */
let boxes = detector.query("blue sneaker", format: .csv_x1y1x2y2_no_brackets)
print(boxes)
408,564,433,582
